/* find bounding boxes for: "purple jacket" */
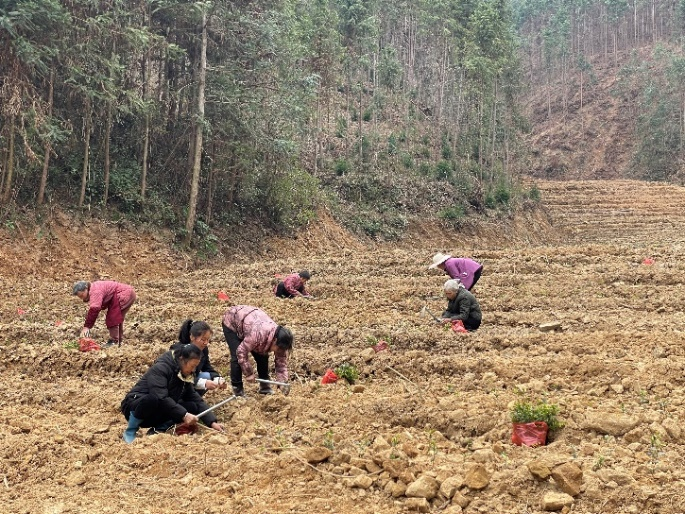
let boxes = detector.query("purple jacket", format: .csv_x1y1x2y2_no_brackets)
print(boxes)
443,258,482,290
84,281,135,329
222,305,288,382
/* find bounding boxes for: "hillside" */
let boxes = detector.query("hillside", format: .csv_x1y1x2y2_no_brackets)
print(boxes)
525,47,671,181
2,179,685,513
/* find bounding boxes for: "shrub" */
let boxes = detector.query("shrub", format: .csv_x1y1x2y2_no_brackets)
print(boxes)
510,399,564,432
438,205,466,222
334,363,360,384
335,159,352,176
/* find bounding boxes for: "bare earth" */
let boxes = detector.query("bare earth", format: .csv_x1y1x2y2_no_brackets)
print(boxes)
1,179,684,514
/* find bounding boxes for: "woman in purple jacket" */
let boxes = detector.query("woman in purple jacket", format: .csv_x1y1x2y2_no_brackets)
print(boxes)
221,305,293,397
73,280,136,347
429,253,483,291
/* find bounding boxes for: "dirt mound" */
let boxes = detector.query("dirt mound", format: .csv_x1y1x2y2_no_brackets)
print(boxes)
2,180,685,513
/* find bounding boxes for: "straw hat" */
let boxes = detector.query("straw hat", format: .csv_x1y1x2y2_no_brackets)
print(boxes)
429,253,451,269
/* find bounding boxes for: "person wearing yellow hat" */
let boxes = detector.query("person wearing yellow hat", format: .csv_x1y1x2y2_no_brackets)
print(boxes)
429,253,483,291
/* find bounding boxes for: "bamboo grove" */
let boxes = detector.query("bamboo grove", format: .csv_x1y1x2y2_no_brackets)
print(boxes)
3,0,519,238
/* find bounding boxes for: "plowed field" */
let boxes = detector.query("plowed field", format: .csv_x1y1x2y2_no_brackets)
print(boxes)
1,179,684,514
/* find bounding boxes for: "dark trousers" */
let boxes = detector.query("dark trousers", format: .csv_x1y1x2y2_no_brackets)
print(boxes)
222,323,270,388
275,282,294,298
464,317,482,331
469,267,483,291
121,394,204,428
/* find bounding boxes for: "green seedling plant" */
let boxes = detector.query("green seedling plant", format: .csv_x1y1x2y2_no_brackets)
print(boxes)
323,429,335,450
63,340,80,350
334,363,359,384
510,398,564,432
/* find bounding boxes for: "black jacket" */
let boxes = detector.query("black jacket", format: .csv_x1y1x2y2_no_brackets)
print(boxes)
169,343,220,382
442,288,482,331
122,350,217,425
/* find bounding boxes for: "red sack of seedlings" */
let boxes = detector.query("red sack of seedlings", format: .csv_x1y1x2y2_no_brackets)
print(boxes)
451,320,468,333
511,421,548,447
321,369,339,384
373,340,389,353
79,338,101,352
174,423,199,436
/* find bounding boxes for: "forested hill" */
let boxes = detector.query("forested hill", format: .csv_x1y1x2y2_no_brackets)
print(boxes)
516,0,685,185
2,0,684,244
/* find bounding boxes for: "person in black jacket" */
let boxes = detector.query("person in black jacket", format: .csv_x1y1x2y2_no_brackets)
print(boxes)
120,344,225,443
170,319,227,396
441,279,482,331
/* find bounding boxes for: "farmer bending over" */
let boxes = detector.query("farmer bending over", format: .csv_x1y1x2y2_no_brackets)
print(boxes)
441,279,482,331
221,305,293,396
120,343,224,443
170,319,227,397
73,280,136,347
274,270,313,299
429,253,483,292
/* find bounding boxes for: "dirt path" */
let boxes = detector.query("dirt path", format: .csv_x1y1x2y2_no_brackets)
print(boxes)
1,179,684,514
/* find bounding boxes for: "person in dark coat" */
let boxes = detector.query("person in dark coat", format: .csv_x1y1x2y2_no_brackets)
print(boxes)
120,344,224,443
441,279,482,331
170,319,227,397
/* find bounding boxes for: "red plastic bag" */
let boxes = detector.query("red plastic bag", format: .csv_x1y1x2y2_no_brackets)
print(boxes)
321,369,339,384
217,291,230,302
78,338,101,352
511,421,548,447
174,422,199,436
642,257,654,265
451,320,468,333
373,340,389,353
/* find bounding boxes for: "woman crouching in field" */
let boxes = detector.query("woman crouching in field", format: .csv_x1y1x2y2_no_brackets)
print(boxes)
120,344,224,443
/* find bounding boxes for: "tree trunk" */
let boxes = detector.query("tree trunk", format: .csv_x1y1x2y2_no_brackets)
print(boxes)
184,10,207,244
38,68,55,205
103,100,113,205
2,115,16,203
78,98,92,208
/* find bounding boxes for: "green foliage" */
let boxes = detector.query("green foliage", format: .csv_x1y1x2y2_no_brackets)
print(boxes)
334,363,359,384
438,205,466,223
526,184,541,202
387,134,398,155
266,169,320,228
434,160,452,180
335,159,352,176
510,398,564,432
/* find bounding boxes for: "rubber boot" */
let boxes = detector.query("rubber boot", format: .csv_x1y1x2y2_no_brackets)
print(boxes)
258,383,274,395
123,413,143,444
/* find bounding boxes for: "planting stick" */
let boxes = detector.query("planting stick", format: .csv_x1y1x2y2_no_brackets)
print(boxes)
256,378,291,395
422,306,442,324
196,395,238,419
385,366,421,391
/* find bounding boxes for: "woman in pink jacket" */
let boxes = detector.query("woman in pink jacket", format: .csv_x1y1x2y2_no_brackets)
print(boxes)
73,280,137,347
221,305,293,396
429,253,483,291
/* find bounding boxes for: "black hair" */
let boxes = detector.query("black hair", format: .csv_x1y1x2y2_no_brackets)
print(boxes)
275,326,294,350
298,270,311,280
176,343,202,362
178,319,212,345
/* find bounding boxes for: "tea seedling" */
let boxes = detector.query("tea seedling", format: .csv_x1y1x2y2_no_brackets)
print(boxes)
510,398,564,432
323,429,335,450
334,363,359,384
